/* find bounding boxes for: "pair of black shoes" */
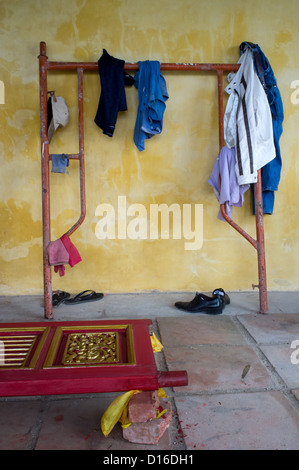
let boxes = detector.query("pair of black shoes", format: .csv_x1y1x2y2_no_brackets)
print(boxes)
174,288,230,315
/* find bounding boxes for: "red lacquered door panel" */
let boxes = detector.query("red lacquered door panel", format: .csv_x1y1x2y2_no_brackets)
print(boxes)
0,320,187,397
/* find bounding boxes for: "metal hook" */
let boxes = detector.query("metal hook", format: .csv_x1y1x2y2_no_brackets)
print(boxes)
47,90,57,102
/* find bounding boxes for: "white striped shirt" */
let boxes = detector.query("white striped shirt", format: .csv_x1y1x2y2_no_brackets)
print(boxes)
224,48,275,185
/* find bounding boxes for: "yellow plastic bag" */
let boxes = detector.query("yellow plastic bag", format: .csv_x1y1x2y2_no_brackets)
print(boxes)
158,388,168,398
101,390,141,437
151,333,164,352
101,388,169,435
119,402,132,429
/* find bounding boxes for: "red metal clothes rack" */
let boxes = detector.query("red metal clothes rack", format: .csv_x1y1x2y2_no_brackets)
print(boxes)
39,41,268,320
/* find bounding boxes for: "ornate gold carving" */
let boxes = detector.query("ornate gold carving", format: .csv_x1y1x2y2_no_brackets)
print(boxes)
62,332,119,365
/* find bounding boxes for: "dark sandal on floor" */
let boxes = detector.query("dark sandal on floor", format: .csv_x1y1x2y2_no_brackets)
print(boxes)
64,290,104,305
52,290,70,307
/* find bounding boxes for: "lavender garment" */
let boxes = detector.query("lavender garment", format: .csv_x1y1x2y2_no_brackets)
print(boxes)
208,147,250,221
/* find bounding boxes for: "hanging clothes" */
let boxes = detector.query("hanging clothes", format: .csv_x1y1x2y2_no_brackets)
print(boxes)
240,41,284,215
224,48,275,186
47,95,70,143
133,61,168,151
208,146,250,221
51,154,69,173
94,49,128,137
48,234,82,277
48,238,69,265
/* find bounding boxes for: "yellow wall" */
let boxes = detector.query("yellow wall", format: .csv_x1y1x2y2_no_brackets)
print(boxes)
0,0,298,295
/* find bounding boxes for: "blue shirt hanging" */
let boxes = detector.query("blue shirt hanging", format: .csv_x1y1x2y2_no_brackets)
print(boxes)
133,61,169,151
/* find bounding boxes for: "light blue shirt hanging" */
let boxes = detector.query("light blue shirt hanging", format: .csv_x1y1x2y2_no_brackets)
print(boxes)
133,61,169,151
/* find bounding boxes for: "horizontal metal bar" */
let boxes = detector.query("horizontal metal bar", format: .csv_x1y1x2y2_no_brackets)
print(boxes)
49,154,80,160
47,60,240,73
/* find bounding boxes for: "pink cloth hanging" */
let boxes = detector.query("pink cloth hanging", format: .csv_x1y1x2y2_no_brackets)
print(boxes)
47,234,82,276
60,234,82,267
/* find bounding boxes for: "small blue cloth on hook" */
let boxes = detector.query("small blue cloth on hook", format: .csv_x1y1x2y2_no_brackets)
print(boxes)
51,154,69,173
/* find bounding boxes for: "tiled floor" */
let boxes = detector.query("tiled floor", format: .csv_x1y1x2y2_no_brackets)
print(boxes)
0,291,299,451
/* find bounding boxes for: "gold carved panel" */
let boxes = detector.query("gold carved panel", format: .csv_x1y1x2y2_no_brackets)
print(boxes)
44,324,135,368
62,332,119,365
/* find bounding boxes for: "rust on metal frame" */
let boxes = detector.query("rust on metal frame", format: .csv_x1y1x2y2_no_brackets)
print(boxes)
39,41,268,319
39,42,52,319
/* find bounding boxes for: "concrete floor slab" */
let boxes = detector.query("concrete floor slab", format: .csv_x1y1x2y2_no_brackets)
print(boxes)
260,344,299,389
35,396,172,451
157,316,247,347
0,399,42,450
174,391,299,450
237,313,299,344
1,290,299,323
163,344,274,393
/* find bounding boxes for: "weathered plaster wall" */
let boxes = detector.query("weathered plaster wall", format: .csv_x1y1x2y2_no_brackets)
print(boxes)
0,0,298,295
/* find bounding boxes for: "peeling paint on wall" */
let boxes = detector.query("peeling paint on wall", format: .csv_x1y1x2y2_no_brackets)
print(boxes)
0,0,299,294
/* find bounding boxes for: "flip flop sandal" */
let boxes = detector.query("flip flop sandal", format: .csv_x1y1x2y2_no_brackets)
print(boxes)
64,290,104,305
52,290,70,307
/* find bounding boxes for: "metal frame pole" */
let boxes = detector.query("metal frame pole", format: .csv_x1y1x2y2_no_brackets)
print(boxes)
39,42,53,320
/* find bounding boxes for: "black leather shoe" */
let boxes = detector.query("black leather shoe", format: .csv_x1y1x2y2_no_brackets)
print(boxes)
212,288,230,307
174,288,230,314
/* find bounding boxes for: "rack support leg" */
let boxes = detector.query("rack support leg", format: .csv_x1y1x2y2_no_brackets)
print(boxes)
254,170,268,314
39,42,53,320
